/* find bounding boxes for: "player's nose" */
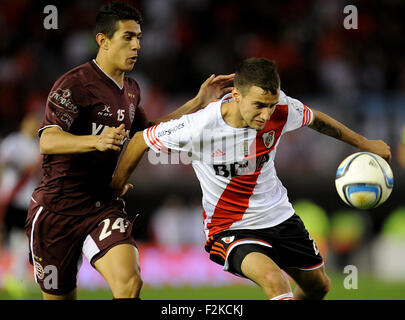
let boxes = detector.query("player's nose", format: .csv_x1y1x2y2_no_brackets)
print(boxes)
132,38,141,50
260,108,272,121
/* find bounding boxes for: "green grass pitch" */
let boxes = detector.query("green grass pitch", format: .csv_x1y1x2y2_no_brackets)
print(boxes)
1,273,405,300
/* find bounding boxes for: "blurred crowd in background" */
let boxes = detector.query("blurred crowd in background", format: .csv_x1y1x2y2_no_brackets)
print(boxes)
1,0,405,294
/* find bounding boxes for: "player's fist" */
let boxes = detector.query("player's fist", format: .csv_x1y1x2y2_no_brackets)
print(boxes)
96,124,129,152
359,139,392,163
110,179,133,197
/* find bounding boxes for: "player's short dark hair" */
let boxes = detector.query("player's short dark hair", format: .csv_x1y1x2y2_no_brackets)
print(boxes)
234,58,280,96
94,2,143,42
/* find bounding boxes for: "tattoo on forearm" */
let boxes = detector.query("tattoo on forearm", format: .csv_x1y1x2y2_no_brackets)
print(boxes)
310,119,343,140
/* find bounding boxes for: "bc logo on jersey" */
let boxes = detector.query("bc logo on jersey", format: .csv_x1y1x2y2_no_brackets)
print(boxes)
262,130,275,149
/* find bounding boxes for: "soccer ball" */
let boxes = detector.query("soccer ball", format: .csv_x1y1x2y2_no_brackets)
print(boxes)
335,152,394,210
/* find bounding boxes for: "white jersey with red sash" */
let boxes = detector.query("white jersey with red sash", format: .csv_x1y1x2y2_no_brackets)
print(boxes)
143,91,313,240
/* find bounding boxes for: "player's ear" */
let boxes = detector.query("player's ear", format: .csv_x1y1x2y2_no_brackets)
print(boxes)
96,33,109,50
232,87,242,103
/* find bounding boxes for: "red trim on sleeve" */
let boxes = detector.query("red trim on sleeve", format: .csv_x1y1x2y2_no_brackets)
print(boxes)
146,125,166,151
302,104,312,127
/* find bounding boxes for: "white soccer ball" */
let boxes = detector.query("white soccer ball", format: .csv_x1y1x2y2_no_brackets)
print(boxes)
335,152,394,210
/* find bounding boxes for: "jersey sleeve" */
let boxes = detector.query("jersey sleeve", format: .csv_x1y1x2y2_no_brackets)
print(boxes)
143,114,195,154
39,76,84,136
283,94,313,133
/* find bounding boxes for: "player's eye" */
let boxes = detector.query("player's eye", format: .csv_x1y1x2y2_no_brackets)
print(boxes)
255,103,277,110
125,36,132,41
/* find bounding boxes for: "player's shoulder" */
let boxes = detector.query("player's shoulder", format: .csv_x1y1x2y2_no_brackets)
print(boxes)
278,89,307,113
124,75,139,87
124,75,141,95
158,94,227,132
278,89,306,105
274,89,303,120
278,89,289,104
52,61,95,90
187,96,224,128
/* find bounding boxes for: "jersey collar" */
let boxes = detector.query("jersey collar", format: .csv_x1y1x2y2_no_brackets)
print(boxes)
92,59,124,90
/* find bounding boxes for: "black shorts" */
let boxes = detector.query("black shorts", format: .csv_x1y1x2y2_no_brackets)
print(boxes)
204,214,324,278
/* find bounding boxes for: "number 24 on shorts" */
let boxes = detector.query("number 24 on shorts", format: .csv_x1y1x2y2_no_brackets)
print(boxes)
99,217,127,241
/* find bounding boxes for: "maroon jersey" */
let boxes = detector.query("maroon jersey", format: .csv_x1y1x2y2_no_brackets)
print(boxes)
32,60,149,215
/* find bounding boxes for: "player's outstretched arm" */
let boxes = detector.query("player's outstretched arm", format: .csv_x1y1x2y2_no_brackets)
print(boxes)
150,73,235,125
40,124,129,154
309,109,392,162
110,131,148,196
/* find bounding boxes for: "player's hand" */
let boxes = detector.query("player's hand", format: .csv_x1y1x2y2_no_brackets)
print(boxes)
359,139,392,163
118,183,134,197
96,124,129,152
110,179,133,197
196,73,235,108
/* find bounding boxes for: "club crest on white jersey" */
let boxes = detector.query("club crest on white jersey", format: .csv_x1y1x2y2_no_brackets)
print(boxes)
262,130,276,148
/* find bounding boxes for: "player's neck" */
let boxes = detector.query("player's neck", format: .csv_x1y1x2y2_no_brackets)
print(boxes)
94,56,125,88
221,101,247,128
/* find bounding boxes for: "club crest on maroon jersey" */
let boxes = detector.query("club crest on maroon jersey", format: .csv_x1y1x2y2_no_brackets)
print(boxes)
262,130,275,148
129,103,135,122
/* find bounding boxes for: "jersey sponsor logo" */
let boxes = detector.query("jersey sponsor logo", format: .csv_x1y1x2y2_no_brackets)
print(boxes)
262,130,275,149
92,122,130,141
211,149,226,158
157,123,185,138
97,105,113,117
213,161,251,178
221,236,235,244
48,88,79,113
52,110,74,128
213,154,270,178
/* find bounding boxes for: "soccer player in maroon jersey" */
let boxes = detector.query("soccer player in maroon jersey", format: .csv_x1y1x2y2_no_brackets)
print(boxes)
25,2,234,300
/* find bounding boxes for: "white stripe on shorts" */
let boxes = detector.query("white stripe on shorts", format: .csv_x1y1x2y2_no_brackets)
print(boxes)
82,234,100,265
223,239,272,272
296,261,324,271
30,206,43,283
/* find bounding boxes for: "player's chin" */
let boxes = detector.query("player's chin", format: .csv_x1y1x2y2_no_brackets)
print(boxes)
123,64,135,72
252,122,265,131
123,60,137,71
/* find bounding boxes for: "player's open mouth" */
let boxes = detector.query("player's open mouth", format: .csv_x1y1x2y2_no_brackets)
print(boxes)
129,56,137,63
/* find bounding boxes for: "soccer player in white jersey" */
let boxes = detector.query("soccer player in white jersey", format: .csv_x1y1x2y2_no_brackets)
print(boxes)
111,58,391,300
